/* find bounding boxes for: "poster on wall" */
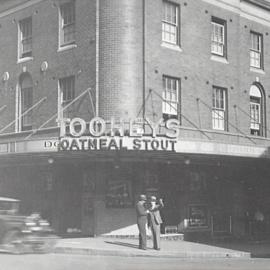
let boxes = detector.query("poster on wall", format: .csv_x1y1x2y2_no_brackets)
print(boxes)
106,179,133,208
188,205,208,228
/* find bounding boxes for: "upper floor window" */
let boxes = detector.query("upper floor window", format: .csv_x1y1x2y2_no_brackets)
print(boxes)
250,32,263,69
18,17,32,59
250,84,264,136
59,1,75,47
19,74,33,131
211,17,226,57
212,86,227,131
162,76,180,120
162,1,180,45
58,75,75,119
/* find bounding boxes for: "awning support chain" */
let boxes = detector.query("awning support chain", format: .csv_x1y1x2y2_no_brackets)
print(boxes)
197,97,256,144
136,90,151,118
0,97,47,135
24,88,92,140
151,89,212,140
88,88,96,117
234,104,270,136
0,105,7,114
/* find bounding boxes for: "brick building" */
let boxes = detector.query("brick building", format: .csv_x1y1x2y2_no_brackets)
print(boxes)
0,0,270,240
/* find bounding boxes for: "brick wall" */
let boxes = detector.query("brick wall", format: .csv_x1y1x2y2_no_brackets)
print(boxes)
0,0,96,134
144,0,270,139
99,0,144,119
0,0,270,144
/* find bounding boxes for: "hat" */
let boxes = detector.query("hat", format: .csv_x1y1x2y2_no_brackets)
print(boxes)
150,196,157,202
139,194,147,201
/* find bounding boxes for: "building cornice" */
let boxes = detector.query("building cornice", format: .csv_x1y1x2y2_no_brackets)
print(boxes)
241,0,270,11
202,0,270,27
0,0,45,19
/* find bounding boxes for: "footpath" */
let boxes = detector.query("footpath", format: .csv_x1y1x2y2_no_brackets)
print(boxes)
53,237,253,259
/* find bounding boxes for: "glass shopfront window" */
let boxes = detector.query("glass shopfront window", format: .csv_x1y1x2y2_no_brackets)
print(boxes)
106,179,133,208
188,205,208,228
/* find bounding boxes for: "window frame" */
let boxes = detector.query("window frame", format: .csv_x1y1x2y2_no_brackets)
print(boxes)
250,31,263,70
211,17,227,58
162,1,180,46
59,0,76,48
58,75,75,120
17,74,34,132
212,86,228,131
249,84,265,137
21,86,33,131
18,17,33,60
162,75,180,120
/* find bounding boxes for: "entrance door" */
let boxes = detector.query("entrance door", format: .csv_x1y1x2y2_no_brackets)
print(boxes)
81,194,95,236
212,212,232,236
81,172,95,236
54,166,82,236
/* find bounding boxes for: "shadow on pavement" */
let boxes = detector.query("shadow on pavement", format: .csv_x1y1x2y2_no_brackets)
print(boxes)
192,239,270,258
104,241,139,250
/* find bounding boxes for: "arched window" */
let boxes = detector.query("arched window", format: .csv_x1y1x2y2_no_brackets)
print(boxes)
250,84,265,136
19,73,33,131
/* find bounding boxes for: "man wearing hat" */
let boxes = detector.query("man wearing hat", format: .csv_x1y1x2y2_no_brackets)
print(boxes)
148,196,164,250
136,194,149,250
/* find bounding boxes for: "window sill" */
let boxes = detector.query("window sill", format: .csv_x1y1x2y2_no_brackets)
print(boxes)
250,67,265,75
58,44,77,52
212,128,228,133
17,57,33,64
210,55,228,64
161,42,182,52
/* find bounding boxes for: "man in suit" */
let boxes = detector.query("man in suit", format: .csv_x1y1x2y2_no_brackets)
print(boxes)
135,194,149,250
148,196,164,250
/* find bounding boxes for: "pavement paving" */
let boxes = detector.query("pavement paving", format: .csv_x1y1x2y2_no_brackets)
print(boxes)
2,254,270,270
53,237,251,258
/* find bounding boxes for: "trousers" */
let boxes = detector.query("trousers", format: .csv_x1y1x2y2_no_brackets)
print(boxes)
137,217,147,249
151,223,161,250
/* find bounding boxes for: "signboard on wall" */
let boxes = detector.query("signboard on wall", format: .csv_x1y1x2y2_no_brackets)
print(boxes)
188,205,208,228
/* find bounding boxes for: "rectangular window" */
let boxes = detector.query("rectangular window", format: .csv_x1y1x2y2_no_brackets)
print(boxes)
250,97,261,134
59,1,75,47
212,86,227,131
162,76,180,119
19,17,32,59
162,1,179,45
211,18,226,57
250,32,263,69
58,76,75,119
21,87,33,131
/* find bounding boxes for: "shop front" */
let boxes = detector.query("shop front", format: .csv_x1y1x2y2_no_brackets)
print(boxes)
0,117,270,240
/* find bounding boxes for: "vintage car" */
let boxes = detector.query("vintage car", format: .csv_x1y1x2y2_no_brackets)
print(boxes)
0,197,58,253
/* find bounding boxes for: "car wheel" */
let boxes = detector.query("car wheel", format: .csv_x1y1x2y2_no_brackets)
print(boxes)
2,230,25,254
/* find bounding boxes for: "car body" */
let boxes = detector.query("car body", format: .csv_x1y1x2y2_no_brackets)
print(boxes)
0,197,57,253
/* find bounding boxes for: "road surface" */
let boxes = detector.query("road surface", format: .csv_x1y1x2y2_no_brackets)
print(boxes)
1,254,270,270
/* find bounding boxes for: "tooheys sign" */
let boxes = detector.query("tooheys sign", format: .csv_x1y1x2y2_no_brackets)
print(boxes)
58,117,180,152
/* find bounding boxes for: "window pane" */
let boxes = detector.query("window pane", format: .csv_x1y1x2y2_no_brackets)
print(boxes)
250,95,261,133
60,1,75,46
250,32,262,68
212,87,226,130
59,76,75,118
211,21,225,56
21,86,33,129
19,17,32,58
162,76,180,116
162,2,179,45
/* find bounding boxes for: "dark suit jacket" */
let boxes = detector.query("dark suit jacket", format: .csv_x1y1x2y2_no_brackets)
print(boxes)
136,201,148,222
149,201,164,226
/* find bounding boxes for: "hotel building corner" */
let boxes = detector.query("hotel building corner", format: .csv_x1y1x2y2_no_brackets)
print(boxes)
0,0,270,241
